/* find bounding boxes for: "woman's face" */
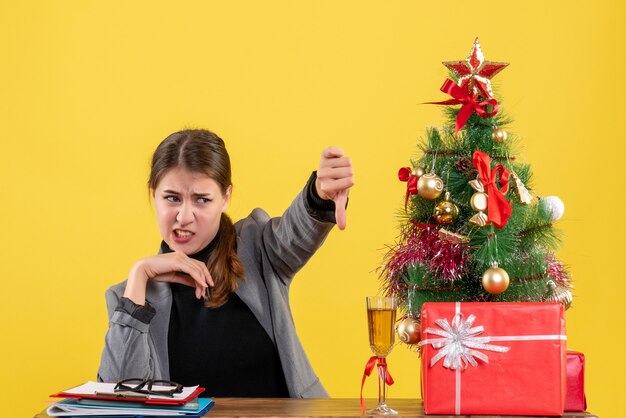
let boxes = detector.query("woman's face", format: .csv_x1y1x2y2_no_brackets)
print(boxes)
153,167,231,255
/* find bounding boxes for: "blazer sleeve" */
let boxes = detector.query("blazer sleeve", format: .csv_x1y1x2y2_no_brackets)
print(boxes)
97,284,164,382
240,172,336,286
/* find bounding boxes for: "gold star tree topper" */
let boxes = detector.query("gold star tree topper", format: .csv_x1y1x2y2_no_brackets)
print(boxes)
443,38,509,99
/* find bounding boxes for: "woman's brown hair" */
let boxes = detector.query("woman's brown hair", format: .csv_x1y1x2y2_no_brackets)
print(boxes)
148,129,245,307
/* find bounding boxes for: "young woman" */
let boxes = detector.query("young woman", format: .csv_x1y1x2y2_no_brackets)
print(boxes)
97,129,354,398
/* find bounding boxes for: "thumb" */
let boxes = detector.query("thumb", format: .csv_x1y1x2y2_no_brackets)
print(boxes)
334,189,349,230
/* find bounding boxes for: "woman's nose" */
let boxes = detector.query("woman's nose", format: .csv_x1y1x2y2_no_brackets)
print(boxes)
176,202,194,225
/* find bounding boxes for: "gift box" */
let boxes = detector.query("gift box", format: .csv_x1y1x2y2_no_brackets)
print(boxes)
565,350,587,411
420,302,566,416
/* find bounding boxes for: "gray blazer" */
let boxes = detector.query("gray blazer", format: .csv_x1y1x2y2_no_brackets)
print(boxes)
97,184,334,398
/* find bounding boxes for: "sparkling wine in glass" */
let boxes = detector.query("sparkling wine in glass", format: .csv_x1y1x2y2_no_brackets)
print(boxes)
366,296,398,415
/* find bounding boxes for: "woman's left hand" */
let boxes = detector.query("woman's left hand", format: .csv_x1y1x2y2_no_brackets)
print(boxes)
315,146,355,230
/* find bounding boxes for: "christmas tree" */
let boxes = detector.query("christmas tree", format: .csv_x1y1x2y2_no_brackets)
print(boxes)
382,39,572,346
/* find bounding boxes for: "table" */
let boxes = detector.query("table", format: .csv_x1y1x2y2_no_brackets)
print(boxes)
204,398,598,417
34,398,598,417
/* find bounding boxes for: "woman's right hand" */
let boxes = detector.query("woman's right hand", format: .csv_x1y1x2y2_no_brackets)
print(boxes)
123,252,214,305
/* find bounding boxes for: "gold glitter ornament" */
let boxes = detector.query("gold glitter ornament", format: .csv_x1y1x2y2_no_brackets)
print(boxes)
482,264,510,294
511,172,533,205
396,316,421,345
417,172,444,200
546,280,573,310
433,192,459,224
438,228,470,244
470,192,488,212
470,212,488,226
492,127,507,143
469,192,489,226
468,177,489,226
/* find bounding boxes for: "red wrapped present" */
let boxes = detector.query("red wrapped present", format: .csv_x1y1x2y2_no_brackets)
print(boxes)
565,350,587,411
420,302,566,416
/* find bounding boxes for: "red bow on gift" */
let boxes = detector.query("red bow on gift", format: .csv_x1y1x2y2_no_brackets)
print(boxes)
360,356,394,413
472,150,512,229
428,79,499,136
398,167,419,209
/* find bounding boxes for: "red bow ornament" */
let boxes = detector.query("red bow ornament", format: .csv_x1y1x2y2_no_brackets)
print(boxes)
398,166,421,210
470,150,512,229
428,79,499,136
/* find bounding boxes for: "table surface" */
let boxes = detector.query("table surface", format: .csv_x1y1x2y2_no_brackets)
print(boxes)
35,397,598,418
204,398,597,418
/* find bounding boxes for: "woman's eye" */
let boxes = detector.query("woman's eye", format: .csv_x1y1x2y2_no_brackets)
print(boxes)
165,195,180,202
197,197,211,204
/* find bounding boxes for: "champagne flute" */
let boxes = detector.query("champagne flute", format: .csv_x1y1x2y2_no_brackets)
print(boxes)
366,296,398,415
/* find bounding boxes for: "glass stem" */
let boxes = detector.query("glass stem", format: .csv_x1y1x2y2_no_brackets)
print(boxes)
377,358,387,406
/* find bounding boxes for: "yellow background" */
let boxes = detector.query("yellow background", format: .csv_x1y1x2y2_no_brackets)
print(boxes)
1,1,624,416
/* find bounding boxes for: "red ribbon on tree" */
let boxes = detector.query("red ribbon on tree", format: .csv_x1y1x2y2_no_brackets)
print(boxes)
410,221,438,230
427,79,499,136
398,167,419,209
472,150,512,229
360,356,394,413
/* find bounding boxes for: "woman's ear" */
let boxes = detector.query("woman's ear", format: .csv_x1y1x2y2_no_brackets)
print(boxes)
222,185,232,211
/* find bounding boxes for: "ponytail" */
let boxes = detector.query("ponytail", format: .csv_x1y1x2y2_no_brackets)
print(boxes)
205,213,246,308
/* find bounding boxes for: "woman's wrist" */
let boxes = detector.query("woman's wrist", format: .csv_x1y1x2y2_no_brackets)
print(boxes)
123,261,150,305
314,176,332,200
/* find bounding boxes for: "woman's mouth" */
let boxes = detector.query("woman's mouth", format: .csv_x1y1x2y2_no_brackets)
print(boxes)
172,229,194,243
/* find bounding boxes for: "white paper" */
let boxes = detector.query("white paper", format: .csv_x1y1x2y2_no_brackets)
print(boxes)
62,381,200,401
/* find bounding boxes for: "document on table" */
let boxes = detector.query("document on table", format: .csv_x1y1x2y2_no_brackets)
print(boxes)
46,397,213,417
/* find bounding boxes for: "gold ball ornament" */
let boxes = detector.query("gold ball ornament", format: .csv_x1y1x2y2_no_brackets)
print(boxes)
412,166,427,178
433,192,459,225
396,316,421,345
482,265,510,294
417,173,444,200
492,128,508,143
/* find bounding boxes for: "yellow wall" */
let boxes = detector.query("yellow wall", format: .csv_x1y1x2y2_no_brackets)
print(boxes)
1,1,624,416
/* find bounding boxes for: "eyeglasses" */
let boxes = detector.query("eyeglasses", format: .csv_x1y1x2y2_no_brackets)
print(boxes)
114,378,183,397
